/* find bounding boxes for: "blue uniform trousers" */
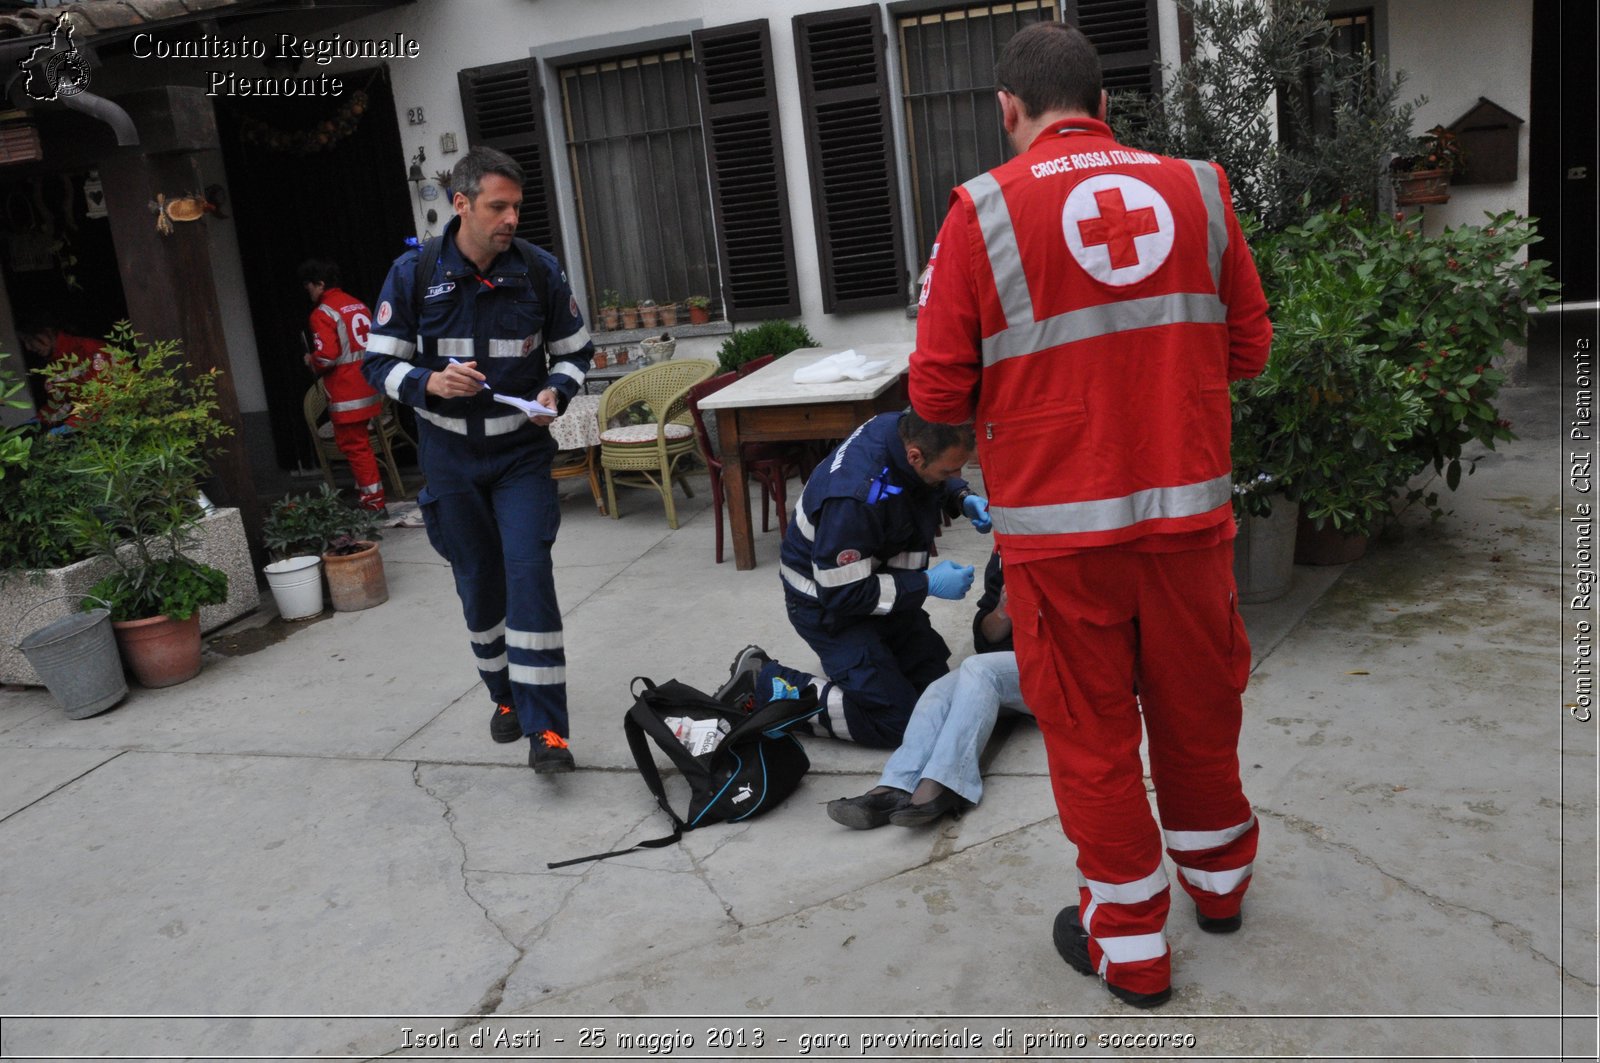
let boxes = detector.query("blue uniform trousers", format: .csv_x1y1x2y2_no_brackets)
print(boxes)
417,432,568,738
762,596,952,749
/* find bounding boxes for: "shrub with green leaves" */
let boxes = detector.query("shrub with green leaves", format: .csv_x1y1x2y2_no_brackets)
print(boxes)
262,484,382,560
715,320,818,374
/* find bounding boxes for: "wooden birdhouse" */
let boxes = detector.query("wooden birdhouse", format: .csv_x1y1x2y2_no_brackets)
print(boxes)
1447,97,1525,185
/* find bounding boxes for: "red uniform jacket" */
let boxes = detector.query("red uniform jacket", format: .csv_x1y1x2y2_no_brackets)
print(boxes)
910,119,1272,560
309,288,382,425
40,333,111,428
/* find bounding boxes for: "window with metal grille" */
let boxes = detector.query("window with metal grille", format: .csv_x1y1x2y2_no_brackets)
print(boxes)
894,1,1058,263
558,46,722,323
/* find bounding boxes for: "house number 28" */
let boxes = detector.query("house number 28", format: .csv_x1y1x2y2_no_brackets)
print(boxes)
407,107,426,126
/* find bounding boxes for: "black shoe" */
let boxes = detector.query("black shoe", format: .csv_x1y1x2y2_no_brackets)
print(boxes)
490,703,522,744
887,788,967,827
1053,905,1171,1009
714,644,771,709
1197,911,1242,934
826,789,911,830
530,730,575,773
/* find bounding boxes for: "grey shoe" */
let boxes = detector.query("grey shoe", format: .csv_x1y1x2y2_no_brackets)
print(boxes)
714,644,771,708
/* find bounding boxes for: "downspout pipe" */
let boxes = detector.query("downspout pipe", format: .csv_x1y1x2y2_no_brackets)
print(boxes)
57,89,139,146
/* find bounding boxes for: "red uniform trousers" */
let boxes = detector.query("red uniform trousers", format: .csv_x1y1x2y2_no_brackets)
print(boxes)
331,419,385,511
1005,540,1258,997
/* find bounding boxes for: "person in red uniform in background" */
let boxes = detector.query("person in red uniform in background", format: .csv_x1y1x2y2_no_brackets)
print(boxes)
18,319,110,430
299,259,386,513
910,22,1272,1008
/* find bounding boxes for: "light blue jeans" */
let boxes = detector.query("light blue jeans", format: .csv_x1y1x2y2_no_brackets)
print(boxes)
878,651,1029,805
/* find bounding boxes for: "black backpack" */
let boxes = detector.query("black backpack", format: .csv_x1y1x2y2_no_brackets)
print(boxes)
548,677,822,868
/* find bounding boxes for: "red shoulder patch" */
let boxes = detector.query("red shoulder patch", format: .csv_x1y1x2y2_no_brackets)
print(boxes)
836,549,862,567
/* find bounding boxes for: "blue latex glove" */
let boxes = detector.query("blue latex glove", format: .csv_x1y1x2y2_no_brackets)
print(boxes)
926,559,975,600
962,493,993,533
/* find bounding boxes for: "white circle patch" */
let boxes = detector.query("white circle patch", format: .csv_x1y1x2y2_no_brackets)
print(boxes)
1062,174,1174,286
375,300,393,326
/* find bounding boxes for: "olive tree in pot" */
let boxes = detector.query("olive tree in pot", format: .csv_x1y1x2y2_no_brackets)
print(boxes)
57,327,232,687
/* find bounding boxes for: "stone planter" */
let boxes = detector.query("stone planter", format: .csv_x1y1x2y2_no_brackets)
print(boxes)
1233,498,1299,603
0,507,259,686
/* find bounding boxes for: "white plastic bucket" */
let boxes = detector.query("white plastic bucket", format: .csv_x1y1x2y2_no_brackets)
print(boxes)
264,556,324,620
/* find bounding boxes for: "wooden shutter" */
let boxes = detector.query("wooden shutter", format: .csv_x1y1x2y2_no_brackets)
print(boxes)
794,6,908,313
1067,0,1161,96
458,59,565,263
692,21,800,321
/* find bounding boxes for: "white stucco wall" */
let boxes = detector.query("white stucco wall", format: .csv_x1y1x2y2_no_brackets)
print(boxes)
1384,0,1532,229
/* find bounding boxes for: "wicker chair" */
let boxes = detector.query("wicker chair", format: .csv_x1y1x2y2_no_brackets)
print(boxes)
303,383,415,500
597,359,718,528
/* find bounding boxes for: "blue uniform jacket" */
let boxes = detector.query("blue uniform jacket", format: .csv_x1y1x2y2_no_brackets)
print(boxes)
779,412,969,630
362,216,594,451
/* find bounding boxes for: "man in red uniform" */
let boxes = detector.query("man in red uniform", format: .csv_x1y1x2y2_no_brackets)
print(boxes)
299,259,386,512
910,22,1272,1008
18,320,110,429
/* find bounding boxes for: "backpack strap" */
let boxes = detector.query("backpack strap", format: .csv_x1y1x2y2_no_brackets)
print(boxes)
411,236,445,322
546,678,688,869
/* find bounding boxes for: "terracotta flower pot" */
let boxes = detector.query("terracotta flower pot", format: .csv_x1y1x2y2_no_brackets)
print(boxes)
600,308,620,331
639,306,661,328
688,305,711,325
322,541,388,611
112,613,202,688
1394,168,1450,206
1293,515,1370,566
659,304,679,327
620,307,640,330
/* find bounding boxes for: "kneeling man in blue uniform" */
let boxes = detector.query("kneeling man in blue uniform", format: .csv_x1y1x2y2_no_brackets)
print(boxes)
717,410,991,748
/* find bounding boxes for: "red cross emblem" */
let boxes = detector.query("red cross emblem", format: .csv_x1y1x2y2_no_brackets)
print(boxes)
1076,188,1160,269
1062,174,1174,286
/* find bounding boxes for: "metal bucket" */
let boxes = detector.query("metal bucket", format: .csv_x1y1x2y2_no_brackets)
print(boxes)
15,596,128,719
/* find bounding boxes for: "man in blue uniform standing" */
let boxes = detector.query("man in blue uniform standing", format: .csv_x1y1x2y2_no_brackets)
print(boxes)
363,146,593,774
717,411,990,749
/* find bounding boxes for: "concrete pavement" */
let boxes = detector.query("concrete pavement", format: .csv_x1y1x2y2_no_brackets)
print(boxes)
0,353,1592,1062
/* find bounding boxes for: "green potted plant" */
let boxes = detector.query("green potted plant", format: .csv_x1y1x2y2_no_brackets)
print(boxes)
319,497,386,612
55,327,232,687
714,320,817,374
598,289,622,331
1392,125,1465,206
685,294,712,325
260,488,338,619
1235,211,1427,566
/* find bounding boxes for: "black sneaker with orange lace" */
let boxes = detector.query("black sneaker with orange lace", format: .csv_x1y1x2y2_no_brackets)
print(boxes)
490,703,522,744
530,730,575,773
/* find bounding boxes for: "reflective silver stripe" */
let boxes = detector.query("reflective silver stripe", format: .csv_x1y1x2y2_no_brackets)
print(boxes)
991,474,1230,537
814,557,875,588
550,361,587,385
470,621,506,645
794,504,815,542
549,327,591,356
884,550,928,570
416,408,469,435
509,663,566,686
1185,159,1227,291
1176,862,1253,896
475,653,508,673
818,681,852,742
1165,817,1255,853
962,172,1033,328
381,363,412,401
981,292,1227,365
436,337,474,360
488,338,524,359
330,350,365,367
366,334,416,360
318,303,353,360
484,412,530,436
780,564,819,598
357,481,382,495
871,574,896,616
1083,864,1169,905
1094,931,1167,965
328,395,381,414
506,628,563,651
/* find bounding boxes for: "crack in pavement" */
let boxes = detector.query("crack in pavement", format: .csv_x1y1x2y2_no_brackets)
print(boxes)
0,748,127,826
1258,806,1595,986
408,762,526,1030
